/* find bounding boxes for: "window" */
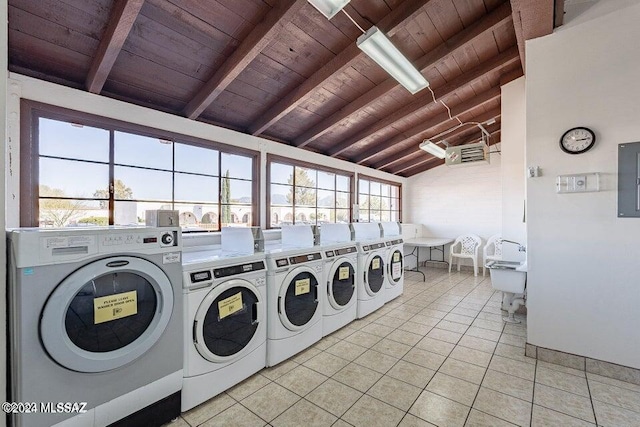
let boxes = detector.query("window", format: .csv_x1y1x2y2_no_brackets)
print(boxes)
268,155,352,227
358,176,401,222
22,102,259,230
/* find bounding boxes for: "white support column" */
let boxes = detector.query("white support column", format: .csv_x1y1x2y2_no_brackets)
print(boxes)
1,0,9,424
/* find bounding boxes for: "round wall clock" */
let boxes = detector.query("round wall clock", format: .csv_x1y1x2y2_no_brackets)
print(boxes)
559,127,596,154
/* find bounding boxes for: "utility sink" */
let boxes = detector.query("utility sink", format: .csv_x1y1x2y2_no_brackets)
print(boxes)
486,260,527,293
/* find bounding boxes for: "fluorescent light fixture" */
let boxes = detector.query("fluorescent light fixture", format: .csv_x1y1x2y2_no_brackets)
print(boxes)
307,0,351,19
357,26,429,94
419,140,446,158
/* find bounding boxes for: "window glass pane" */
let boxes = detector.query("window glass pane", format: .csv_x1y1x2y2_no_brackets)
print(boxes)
39,199,104,228
173,203,218,231
337,175,350,192
336,191,350,209
114,131,173,170
294,188,316,207
270,184,293,206
222,153,252,180
358,209,369,222
390,211,400,221
115,201,168,226
336,209,350,223
359,179,369,194
39,118,109,162
390,197,399,211
380,210,390,222
221,205,252,227
317,171,335,190
227,179,252,204
114,166,172,201
271,207,293,227
40,158,109,199
391,185,399,198
295,167,316,188
295,207,314,224
370,181,381,196
175,143,218,175
317,190,334,208
271,162,293,185
175,173,218,203
316,208,333,224
358,195,369,210
381,184,390,198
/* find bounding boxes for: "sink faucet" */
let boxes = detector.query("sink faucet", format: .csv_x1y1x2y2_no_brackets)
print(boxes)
501,239,526,252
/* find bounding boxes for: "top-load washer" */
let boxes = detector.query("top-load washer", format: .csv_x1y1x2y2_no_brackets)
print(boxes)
7,227,183,427
319,223,358,337
265,225,324,366
381,222,405,303
350,223,388,319
181,244,267,411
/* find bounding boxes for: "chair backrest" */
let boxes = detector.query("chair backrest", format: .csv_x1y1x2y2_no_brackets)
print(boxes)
484,234,502,257
454,234,482,255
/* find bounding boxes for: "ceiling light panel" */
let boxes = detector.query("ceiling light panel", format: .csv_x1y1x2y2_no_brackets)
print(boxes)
307,0,351,19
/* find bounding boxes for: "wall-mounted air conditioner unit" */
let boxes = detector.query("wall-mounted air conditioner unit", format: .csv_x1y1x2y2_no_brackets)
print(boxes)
445,141,490,167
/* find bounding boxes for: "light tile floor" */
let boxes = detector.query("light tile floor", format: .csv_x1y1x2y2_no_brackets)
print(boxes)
168,268,640,427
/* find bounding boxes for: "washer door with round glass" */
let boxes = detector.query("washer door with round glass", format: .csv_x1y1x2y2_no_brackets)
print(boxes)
387,248,404,286
364,253,385,297
193,279,263,363
40,256,174,373
327,258,356,311
279,266,319,331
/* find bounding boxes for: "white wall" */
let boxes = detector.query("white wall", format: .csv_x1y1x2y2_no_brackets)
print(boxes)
405,151,502,266
4,74,406,229
500,77,526,262
1,1,7,424
526,0,640,369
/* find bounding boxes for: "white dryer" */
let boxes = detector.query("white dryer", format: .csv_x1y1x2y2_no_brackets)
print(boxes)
7,227,183,427
321,243,358,336
265,247,324,366
351,223,388,319
181,250,267,411
380,222,405,303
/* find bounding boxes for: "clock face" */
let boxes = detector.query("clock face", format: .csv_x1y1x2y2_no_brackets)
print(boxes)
560,127,596,154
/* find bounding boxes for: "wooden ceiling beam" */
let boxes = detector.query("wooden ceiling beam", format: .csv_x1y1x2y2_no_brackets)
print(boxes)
248,0,429,136
86,0,144,94
400,130,501,177
183,0,306,119
294,1,512,148
385,112,501,174
510,0,554,69
326,45,519,158
357,86,501,167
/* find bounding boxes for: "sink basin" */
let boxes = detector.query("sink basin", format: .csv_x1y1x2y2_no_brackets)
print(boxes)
486,260,527,293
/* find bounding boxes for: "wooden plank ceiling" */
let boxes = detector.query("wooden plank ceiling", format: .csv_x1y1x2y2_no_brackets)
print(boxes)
8,0,557,177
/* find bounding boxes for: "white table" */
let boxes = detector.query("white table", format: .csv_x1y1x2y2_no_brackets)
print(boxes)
404,237,455,281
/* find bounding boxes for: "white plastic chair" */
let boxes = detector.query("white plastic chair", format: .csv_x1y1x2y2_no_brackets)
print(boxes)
482,234,503,276
448,234,482,276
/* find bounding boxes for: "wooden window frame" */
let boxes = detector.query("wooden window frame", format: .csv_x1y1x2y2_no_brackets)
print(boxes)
20,100,260,230
357,174,402,223
266,154,355,229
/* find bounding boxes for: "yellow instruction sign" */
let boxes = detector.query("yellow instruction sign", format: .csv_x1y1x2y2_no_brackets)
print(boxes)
94,290,138,325
338,266,350,280
372,258,381,270
218,292,243,319
295,278,310,295
393,252,400,262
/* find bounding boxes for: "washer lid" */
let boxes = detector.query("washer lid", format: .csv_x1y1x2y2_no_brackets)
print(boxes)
194,279,263,363
327,258,356,309
40,256,174,373
387,248,404,284
278,266,320,331
364,253,385,295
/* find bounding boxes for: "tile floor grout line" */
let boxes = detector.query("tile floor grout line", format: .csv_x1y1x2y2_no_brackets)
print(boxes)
530,355,538,427
585,371,599,426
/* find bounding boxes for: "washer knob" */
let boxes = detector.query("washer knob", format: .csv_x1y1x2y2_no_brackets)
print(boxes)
161,233,174,245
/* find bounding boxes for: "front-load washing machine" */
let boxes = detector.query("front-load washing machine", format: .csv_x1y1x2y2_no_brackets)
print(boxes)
265,246,324,366
351,223,388,319
384,237,404,302
181,249,267,411
321,243,358,336
7,227,183,427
